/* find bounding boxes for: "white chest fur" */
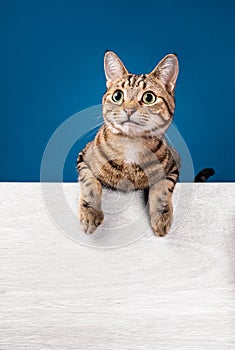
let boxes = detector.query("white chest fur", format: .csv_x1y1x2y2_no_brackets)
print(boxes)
124,142,141,164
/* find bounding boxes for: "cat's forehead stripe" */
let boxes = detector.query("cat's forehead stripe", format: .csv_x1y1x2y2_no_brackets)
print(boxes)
129,75,134,86
135,75,146,85
124,80,130,89
119,74,147,89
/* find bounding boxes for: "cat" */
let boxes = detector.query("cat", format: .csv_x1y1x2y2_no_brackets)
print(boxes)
77,51,180,236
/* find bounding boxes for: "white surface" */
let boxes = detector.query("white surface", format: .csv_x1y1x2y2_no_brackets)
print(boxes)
0,183,235,350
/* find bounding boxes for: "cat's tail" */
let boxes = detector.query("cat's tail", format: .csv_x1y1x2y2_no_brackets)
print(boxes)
194,168,215,182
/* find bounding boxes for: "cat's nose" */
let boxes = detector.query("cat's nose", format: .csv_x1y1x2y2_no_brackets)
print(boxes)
124,108,136,117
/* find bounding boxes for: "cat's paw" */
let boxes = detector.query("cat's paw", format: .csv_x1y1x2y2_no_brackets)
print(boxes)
151,207,173,237
79,206,104,234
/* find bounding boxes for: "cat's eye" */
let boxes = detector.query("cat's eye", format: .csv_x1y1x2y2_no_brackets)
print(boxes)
142,92,156,105
112,90,124,104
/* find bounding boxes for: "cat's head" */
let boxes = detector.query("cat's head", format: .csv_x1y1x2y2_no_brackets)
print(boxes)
102,51,179,137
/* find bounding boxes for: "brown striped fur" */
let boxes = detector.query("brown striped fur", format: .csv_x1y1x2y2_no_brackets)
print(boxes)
77,51,180,236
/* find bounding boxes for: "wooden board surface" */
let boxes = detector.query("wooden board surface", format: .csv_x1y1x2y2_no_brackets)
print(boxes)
0,183,235,349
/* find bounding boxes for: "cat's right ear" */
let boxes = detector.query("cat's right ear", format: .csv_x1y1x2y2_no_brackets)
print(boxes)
104,51,128,88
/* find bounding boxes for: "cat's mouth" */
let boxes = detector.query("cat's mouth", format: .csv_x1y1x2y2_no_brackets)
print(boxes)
119,119,145,136
121,120,140,126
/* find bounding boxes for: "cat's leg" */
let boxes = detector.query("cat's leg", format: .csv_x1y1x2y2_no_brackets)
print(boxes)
148,171,178,237
77,154,104,234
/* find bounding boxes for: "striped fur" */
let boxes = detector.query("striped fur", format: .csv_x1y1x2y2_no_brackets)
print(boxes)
77,51,180,236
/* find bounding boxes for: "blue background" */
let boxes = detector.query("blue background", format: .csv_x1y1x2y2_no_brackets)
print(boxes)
1,0,235,182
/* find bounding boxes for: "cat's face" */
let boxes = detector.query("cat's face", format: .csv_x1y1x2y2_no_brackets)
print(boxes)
102,51,179,137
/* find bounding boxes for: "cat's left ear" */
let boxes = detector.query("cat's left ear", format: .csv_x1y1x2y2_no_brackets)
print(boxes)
150,54,179,94
104,51,128,87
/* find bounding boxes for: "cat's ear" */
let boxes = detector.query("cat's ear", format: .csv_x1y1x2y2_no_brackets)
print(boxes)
104,51,128,87
150,54,179,94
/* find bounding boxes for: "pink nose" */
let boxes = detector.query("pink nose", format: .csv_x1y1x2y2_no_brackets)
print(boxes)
124,108,136,117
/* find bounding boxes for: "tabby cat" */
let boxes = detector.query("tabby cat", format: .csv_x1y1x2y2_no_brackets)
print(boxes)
77,51,180,236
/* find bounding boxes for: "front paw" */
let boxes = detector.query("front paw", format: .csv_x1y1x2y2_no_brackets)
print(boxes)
151,207,173,237
79,206,104,234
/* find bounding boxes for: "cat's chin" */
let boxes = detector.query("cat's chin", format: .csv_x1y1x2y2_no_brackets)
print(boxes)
122,123,146,136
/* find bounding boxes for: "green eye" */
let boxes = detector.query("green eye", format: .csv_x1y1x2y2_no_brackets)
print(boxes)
112,90,124,104
142,92,156,105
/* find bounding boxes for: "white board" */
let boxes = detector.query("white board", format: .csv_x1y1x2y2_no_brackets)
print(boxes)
0,183,235,349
